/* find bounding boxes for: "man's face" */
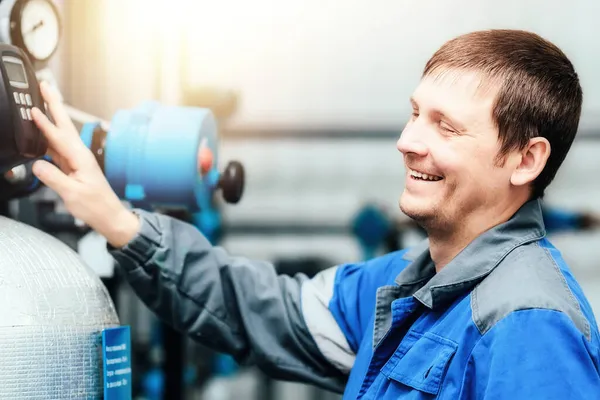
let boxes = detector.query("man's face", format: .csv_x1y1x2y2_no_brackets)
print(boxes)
397,70,515,233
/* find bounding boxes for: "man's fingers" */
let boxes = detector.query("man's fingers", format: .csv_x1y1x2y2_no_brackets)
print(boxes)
32,159,76,197
31,106,81,166
39,81,74,130
31,106,59,140
31,106,66,152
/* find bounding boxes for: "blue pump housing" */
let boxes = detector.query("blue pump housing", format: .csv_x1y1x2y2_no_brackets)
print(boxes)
80,101,221,213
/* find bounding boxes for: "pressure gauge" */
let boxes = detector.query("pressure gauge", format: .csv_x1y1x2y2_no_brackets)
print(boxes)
0,0,61,66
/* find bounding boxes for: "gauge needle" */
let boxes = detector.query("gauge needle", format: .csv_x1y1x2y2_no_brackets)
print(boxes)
25,20,44,35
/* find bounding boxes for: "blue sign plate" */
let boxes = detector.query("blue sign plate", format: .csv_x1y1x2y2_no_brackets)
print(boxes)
102,326,132,400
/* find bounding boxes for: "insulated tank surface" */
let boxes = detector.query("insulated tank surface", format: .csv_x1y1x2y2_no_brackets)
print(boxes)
0,216,120,399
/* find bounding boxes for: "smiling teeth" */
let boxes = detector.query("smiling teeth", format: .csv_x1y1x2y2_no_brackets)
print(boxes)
410,169,442,181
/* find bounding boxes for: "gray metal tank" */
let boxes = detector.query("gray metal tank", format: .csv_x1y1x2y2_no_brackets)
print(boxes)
0,216,120,399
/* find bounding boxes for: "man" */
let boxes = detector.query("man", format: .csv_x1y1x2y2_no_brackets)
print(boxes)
30,29,600,398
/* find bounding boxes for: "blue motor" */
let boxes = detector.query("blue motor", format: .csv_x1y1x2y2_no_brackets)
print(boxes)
80,101,244,212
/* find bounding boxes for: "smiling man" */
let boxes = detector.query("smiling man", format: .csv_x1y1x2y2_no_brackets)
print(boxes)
31,29,600,399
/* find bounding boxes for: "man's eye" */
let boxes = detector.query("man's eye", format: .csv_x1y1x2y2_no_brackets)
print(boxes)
440,122,455,133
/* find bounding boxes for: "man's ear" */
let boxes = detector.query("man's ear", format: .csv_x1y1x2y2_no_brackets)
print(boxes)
510,137,551,187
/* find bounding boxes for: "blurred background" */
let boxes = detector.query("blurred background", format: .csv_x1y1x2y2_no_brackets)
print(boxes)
14,0,600,399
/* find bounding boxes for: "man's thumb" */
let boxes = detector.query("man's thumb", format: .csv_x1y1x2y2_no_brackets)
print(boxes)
32,159,74,195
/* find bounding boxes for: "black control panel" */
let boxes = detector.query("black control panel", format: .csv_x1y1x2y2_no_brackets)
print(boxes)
0,43,47,173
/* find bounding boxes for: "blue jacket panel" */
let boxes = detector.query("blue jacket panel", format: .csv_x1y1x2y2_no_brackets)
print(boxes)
329,200,600,399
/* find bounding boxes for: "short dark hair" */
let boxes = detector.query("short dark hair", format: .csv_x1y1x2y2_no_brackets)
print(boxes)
423,29,583,199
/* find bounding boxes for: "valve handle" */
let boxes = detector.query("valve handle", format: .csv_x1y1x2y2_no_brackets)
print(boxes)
219,161,245,204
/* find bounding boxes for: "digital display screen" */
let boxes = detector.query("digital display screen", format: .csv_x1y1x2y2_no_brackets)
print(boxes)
4,60,27,86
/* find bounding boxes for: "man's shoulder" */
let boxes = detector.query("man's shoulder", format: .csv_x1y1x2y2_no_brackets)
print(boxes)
340,241,426,277
371,241,429,265
332,241,427,300
363,239,430,273
471,237,596,341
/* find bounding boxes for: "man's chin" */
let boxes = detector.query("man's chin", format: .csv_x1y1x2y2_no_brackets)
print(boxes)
399,193,435,223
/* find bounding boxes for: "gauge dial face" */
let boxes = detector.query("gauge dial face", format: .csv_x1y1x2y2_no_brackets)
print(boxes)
20,0,60,62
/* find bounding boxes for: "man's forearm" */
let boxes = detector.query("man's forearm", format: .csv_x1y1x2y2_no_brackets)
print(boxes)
107,209,349,392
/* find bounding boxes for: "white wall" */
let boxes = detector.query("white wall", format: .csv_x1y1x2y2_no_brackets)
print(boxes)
184,0,600,130
62,0,600,130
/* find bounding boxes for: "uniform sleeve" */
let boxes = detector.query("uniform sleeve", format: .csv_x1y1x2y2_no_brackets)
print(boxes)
107,209,353,393
463,309,600,399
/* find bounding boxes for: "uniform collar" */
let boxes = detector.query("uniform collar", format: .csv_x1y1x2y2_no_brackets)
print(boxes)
394,199,547,310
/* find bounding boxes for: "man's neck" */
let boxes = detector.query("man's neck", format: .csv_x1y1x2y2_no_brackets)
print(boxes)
427,199,527,273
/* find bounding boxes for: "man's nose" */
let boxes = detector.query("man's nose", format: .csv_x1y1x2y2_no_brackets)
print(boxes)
396,123,428,156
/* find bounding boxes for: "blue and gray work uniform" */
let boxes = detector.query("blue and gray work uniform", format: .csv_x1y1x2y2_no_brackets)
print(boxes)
109,199,600,399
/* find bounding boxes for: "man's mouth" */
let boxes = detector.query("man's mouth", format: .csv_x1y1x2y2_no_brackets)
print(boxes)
409,169,443,181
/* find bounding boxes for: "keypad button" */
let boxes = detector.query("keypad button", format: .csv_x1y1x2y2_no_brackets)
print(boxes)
25,94,32,106
19,93,26,104
20,107,26,120
25,108,32,120
13,92,20,104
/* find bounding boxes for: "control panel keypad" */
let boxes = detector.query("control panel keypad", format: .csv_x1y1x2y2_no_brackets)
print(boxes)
13,90,33,120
